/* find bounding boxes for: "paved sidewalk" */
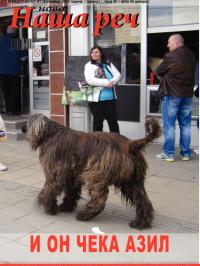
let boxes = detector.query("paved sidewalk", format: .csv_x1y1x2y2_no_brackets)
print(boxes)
0,140,198,233
0,140,198,262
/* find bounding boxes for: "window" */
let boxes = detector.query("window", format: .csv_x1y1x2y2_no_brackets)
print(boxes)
148,0,199,28
33,45,49,77
33,80,49,110
93,6,141,84
93,6,142,122
30,11,50,113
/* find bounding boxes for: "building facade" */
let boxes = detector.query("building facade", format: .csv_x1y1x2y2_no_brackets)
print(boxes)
0,1,199,145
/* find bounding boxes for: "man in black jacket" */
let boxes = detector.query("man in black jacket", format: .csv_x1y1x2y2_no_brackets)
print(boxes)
156,34,196,162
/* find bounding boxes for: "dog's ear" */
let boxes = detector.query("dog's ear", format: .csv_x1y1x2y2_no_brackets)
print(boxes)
32,117,46,137
26,116,47,150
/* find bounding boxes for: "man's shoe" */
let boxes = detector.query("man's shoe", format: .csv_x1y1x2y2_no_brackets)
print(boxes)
181,156,190,161
0,162,8,171
194,149,199,155
156,152,175,162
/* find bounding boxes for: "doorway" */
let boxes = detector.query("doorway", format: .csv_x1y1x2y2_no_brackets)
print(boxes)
28,12,50,117
147,30,199,116
0,15,29,116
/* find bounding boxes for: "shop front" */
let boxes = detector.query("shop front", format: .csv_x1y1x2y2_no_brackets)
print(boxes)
67,1,199,146
68,4,147,139
0,4,66,137
0,6,51,116
0,1,198,145
147,0,199,146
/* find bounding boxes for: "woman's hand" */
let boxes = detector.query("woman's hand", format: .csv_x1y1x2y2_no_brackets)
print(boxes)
107,81,115,88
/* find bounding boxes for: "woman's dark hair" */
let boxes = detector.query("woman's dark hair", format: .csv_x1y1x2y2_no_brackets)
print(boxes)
90,46,109,65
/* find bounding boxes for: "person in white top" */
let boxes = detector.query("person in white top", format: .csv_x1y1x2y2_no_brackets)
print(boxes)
84,46,121,133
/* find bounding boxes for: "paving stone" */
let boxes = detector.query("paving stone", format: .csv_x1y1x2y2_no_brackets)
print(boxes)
0,220,38,234
15,186,40,196
155,179,199,198
32,182,45,189
0,172,25,181
14,211,58,230
14,176,42,186
158,198,198,222
0,237,10,247
0,189,30,206
8,168,39,178
0,202,8,209
0,179,24,190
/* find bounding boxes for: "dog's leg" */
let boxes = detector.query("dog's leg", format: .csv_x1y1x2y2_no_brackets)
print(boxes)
120,182,154,230
76,184,109,221
129,187,154,230
38,182,59,215
59,181,82,212
120,158,154,230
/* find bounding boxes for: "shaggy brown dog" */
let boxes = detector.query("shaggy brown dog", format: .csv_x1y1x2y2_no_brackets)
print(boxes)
22,114,161,229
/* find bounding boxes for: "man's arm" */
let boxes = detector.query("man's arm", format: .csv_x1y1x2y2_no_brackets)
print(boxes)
156,53,174,77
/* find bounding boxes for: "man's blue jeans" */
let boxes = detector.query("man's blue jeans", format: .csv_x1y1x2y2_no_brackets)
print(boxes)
162,96,193,158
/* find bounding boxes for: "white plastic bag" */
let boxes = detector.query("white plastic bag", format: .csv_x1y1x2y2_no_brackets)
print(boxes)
0,114,7,143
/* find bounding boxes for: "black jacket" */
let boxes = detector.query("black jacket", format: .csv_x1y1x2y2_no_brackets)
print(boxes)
156,46,196,98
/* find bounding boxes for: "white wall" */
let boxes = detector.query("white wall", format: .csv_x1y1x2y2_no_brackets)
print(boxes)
104,117,199,148
68,5,89,56
68,5,92,131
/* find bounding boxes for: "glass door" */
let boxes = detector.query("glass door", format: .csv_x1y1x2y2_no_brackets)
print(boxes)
28,18,50,116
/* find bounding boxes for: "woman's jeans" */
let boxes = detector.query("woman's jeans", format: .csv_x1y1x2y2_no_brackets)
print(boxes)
162,96,193,158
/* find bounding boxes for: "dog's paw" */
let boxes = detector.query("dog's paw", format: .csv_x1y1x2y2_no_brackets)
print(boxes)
76,210,91,221
59,204,75,212
47,210,58,215
46,206,58,215
129,220,151,230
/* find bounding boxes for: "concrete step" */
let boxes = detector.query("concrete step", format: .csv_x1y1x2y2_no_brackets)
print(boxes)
1,114,30,141
6,130,26,141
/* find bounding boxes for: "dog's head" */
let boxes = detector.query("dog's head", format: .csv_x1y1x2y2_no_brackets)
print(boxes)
22,114,48,150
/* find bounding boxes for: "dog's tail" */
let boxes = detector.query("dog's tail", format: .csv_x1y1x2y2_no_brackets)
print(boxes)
129,118,161,155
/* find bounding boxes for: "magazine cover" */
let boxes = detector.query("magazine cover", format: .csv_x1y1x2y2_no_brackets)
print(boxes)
0,0,199,264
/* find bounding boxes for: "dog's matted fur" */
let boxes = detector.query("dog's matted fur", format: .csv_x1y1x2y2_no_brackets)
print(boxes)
23,114,161,229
